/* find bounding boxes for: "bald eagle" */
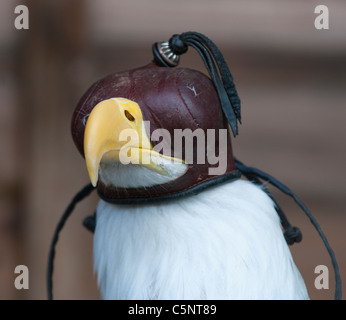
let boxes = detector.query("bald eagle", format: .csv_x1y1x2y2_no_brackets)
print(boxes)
80,94,308,299
48,32,341,300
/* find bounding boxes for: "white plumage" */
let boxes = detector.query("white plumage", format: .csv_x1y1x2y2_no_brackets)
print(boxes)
93,163,309,300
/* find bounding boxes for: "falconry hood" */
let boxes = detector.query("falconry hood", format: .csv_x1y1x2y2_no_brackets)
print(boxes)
71,33,242,203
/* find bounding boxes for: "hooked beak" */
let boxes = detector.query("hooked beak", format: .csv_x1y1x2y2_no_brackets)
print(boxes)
84,98,183,187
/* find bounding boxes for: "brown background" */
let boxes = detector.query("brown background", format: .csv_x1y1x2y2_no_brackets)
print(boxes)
0,0,345,300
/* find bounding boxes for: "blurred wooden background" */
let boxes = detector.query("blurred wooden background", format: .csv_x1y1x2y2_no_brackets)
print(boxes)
0,0,345,299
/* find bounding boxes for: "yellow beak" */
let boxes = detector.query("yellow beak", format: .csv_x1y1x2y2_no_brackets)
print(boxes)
84,98,183,187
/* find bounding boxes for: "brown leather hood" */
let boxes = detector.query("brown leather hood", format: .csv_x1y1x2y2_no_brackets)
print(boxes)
71,63,239,202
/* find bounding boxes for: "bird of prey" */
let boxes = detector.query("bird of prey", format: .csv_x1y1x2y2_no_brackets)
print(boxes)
48,32,341,300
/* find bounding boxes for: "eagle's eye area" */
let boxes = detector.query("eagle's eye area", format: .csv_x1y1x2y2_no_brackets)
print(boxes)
124,110,135,122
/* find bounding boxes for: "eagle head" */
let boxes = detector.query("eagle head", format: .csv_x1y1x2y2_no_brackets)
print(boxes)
71,64,238,202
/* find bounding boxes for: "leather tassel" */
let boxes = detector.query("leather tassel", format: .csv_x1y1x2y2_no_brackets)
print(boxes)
153,32,241,137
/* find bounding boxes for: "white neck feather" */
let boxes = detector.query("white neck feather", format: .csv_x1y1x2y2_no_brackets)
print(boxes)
93,178,309,299
99,161,188,188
